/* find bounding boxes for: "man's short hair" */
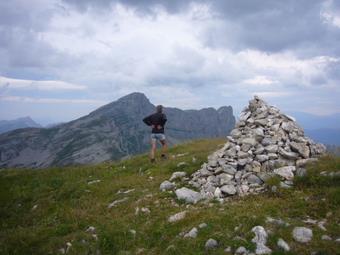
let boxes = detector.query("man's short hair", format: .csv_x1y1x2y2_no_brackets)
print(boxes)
156,105,163,113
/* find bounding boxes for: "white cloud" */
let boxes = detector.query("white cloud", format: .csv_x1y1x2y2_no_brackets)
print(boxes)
0,76,87,91
321,0,340,28
243,75,278,85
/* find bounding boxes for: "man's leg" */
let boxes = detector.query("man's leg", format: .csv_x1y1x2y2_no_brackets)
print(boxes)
160,139,168,158
150,139,157,162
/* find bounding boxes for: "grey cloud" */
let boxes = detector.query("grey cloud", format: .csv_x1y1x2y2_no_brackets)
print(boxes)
0,27,78,81
205,0,340,55
0,0,56,31
62,0,194,14
61,0,340,56
0,0,73,79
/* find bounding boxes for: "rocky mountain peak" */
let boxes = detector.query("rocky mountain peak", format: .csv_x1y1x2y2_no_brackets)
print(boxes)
118,92,150,103
173,96,326,202
0,116,41,134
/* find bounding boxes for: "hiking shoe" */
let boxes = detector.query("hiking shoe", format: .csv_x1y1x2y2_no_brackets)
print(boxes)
161,154,167,160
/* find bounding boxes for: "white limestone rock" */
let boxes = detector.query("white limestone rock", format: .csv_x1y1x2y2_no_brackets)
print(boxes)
184,227,198,238
292,227,313,243
277,238,290,251
274,166,296,180
170,171,187,181
168,211,186,223
160,181,175,191
251,226,272,254
221,184,237,195
175,187,202,204
205,238,218,250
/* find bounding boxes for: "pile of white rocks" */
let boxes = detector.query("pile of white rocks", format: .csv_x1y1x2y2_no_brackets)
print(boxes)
185,96,326,200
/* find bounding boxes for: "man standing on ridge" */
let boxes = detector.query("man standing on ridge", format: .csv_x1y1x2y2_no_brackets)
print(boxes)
143,105,167,163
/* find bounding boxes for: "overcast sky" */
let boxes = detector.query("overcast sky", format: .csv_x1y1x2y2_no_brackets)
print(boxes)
1,0,340,124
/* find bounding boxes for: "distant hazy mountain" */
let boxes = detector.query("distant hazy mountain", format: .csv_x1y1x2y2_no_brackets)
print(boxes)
0,117,41,134
326,145,340,156
0,92,235,168
287,112,340,145
289,111,340,129
305,128,340,146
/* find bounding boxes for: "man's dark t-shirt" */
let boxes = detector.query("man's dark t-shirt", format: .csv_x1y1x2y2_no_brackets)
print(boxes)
143,113,167,134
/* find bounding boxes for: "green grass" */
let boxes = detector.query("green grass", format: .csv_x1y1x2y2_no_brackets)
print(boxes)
0,139,339,255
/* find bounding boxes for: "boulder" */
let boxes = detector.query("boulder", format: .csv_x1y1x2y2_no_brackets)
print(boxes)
278,148,299,160
247,174,264,185
184,227,198,238
274,166,296,180
205,238,218,250
277,238,290,251
290,142,310,158
251,226,272,255
220,184,237,195
292,227,313,243
175,187,202,204
222,164,237,175
242,137,257,146
169,171,186,181
160,181,175,191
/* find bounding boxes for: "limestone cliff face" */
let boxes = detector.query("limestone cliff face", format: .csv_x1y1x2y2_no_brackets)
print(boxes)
0,93,235,168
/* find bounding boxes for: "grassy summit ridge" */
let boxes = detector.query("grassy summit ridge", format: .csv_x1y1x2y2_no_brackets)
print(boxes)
0,139,339,255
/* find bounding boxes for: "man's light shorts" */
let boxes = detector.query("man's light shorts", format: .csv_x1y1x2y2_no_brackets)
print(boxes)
151,133,166,142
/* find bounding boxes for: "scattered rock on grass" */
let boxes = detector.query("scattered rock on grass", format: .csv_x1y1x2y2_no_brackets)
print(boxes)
177,162,188,167
224,246,231,253
129,229,136,236
199,223,207,228
205,238,218,250
168,211,186,223
277,238,290,252
108,197,128,208
86,226,96,233
160,181,175,191
141,207,150,214
266,217,289,226
251,226,272,254
166,245,176,252
184,227,198,238
170,171,187,181
87,180,101,185
317,220,327,231
292,227,313,243
235,246,248,254
117,189,135,194
321,235,332,241
175,187,202,204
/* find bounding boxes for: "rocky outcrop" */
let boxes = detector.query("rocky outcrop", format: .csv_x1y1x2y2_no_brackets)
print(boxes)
186,96,326,199
0,93,235,168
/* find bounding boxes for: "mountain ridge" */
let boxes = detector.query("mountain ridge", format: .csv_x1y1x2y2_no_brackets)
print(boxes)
0,116,41,134
0,92,235,168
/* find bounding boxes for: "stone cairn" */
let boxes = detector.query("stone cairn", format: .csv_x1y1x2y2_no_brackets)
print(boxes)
187,96,326,199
